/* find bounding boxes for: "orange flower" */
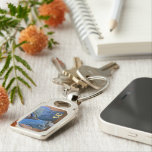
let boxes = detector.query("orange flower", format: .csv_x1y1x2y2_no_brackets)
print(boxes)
47,0,69,12
39,0,68,27
0,86,9,116
19,25,48,55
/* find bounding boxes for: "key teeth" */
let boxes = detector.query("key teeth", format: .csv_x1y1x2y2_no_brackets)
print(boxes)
113,63,119,68
114,64,119,69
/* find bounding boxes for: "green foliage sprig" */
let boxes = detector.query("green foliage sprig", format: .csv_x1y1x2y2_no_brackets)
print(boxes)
0,0,58,104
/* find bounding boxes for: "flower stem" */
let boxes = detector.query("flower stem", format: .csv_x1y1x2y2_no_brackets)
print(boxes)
12,40,24,104
0,30,18,53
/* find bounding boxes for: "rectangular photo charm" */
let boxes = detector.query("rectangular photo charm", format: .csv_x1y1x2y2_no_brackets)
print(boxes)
10,99,78,140
18,106,67,132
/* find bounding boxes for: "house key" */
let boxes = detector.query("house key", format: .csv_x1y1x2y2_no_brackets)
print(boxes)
77,62,119,90
62,57,88,89
52,57,73,85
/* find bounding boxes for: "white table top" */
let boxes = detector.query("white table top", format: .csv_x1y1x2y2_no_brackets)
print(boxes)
0,1,152,151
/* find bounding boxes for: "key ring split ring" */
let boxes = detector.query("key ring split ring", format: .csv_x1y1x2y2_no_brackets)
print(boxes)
77,75,110,103
64,76,110,105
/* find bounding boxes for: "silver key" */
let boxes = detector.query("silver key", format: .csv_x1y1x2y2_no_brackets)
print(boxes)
51,57,73,85
63,82,79,93
53,75,73,85
52,57,82,95
51,57,66,73
77,62,119,89
62,57,88,89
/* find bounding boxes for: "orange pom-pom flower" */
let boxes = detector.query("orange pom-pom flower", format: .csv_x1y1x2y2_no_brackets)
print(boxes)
39,0,68,27
0,86,9,116
19,25,48,55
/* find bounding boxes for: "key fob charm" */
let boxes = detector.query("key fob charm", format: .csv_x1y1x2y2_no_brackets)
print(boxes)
10,99,78,140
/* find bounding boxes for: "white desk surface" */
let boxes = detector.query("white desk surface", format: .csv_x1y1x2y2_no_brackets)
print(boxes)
0,1,152,151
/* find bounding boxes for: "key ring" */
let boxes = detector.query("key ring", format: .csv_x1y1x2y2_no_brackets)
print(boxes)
66,75,110,104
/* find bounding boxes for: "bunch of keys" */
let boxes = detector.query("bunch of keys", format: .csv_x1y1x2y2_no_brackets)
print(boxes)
52,57,119,103
10,57,119,140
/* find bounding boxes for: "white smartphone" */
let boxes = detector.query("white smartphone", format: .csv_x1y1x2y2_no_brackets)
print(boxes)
99,78,152,145
10,99,78,140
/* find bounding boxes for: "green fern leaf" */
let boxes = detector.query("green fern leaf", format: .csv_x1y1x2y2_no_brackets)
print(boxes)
10,86,17,103
47,31,54,35
0,31,4,37
14,55,32,71
0,53,12,76
43,24,49,28
14,41,28,48
17,76,31,88
38,15,50,20
2,66,13,87
43,0,54,4
0,8,7,14
0,16,20,31
6,77,15,91
17,86,24,104
8,3,17,16
15,66,36,86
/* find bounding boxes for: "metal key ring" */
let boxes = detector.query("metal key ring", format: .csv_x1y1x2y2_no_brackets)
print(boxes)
78,75,110,103
66,75,110,104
